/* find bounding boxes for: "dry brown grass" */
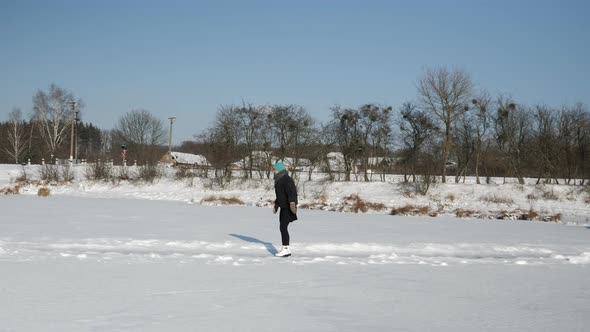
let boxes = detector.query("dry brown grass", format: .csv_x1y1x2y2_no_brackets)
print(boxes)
391,205,434,217
201,196,245,205
455,209,477,218
0,185,20,195
37,188,50,197
15,174,29,184
446,194,456,202
524,210,540,221
545,213,561,222
300,201,328,210
319,192,329,205
342,194,386,213
491,209,562,223
496,210,520,220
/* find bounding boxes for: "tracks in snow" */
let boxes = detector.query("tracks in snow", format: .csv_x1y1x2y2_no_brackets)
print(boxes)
0,238,589,266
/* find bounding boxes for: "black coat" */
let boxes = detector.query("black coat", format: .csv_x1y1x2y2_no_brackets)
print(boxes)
274,172,298,222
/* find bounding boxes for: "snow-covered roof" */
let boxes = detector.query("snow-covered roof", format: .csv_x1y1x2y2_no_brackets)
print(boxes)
327,152,344,159
282,157,312,167
234,151,273,167
170,152,210,166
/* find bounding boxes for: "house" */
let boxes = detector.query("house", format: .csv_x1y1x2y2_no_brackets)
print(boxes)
161,151,211,168
325,152,348,172
232,151,273,171
281,157,312,172
358,157,396,172
324,153,396,173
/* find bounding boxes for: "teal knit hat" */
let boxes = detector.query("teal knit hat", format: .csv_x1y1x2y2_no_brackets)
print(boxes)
273,161,286,172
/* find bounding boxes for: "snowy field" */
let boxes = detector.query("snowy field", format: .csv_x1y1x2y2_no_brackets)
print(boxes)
1,164,590,331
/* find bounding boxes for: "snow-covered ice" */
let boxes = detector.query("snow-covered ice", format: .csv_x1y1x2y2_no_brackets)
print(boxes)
1,164,590,331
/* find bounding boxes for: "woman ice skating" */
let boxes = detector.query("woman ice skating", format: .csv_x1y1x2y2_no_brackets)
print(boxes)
272,161,298,257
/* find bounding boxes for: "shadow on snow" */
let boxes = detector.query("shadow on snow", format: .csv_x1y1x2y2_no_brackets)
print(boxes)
229,234,278,255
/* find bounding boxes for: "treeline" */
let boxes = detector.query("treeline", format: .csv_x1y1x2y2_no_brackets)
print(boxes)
0,84,168,165
2,68,590,184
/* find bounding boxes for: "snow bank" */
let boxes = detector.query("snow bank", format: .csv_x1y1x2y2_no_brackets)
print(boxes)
1,164,589,225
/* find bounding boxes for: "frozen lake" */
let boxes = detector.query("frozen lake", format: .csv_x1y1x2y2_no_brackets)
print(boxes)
1,195,589,331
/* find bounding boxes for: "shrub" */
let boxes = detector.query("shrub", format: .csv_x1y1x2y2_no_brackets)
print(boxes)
85,161,113,181
37,188,50,197
39,165,60,182
60,165,75,182
204,174,232,190
414,174,436,195
15,166,30,185
136,163,162,183
175,167,195,180
114,166,131,181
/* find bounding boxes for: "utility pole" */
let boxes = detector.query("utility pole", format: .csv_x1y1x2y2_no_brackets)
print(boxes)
168,116,176,162
69,101,77,162
74,107,80,161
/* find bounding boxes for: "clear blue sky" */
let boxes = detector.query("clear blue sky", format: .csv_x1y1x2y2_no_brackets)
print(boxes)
1,0,588,144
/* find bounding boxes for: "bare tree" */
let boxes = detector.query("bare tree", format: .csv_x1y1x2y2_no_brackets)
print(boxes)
4,108,30,164
417,67,474,183
199,105,242,179
470,94,493,184
326,104,392,181
571,104,590,183
358,104,393,181
453,94,493,183
399,102,438,182
114,109,166,163
493,98,531,184
301,127,329,181
32,84,81,159
235,103,264,179
532,105,560,184
557,103,590,184
269,105,314,180
328,106,361,181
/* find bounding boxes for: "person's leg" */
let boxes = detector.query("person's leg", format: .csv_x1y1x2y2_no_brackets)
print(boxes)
279,220,290,246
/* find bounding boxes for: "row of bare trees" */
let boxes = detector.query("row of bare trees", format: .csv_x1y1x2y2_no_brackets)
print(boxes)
2,69,590,184
189,67,589,184
397,67,590,184
0,84,167,165
195,104,317,180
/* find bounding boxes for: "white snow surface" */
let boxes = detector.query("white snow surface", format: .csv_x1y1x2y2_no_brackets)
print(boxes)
1,164,590,331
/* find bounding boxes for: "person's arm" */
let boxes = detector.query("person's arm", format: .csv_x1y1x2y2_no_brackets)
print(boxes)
287,179,298,214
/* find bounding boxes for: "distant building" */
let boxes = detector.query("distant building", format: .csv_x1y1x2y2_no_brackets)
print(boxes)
324,152,396,173
161,152,211,168
282,157,312,172
232,151,273,171
325,152,348,172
